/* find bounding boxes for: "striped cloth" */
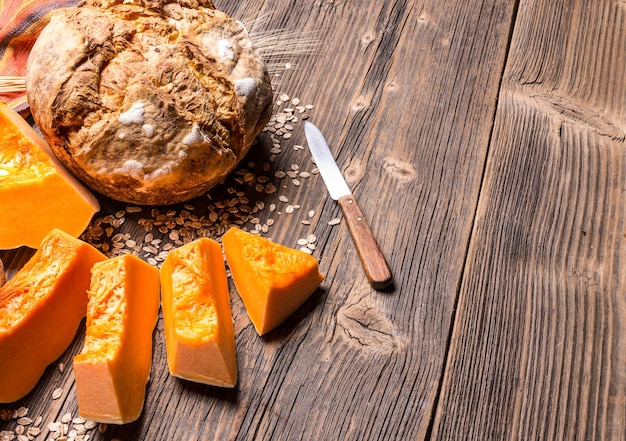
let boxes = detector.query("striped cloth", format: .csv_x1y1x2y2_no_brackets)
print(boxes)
0,0,78,112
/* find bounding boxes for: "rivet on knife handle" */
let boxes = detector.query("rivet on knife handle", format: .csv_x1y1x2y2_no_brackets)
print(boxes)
338,195,392,289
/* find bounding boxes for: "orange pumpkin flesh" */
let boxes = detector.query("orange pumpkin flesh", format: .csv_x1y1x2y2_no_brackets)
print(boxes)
160,238,237,387
73,254,160,424
0,102,99,250
222,227,324,336
0,229,107,403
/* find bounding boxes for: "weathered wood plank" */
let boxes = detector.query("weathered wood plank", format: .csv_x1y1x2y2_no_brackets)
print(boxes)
1,0,516,439
432,0,626,439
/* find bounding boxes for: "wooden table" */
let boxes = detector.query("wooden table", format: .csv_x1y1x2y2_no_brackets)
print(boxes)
1,0,625,439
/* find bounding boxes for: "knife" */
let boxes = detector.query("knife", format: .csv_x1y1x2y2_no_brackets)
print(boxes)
304,121,392,289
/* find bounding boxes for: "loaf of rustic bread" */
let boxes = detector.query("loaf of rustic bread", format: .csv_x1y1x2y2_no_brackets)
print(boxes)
26,0,273,205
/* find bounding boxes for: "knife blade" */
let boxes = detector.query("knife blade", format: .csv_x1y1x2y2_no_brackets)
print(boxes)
304,121,392,289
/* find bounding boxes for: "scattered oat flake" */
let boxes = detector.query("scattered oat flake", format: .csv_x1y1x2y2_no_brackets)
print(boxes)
329,218,341,226
52,387,63,400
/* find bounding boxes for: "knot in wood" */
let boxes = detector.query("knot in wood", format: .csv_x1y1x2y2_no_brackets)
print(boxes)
382,157,417,184
336,299,397,354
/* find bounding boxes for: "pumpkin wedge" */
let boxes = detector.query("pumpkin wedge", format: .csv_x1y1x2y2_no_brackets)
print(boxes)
160,238,237,387
0,102,99,250
0,229,107,403
73,254,160,424
222,227,324,336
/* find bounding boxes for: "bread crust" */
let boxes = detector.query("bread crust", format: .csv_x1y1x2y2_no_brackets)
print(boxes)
26,0,272,205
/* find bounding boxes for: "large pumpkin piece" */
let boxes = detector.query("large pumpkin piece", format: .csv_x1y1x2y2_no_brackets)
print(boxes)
222,227,324,336
25,0,273,205
73,254,160,424
160,237,237,387
0,229,107,403
0,103,99,249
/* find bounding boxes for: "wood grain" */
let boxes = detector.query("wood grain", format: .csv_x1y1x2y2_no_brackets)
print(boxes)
7,0,623,439
1,0,512,438
432,0,626,439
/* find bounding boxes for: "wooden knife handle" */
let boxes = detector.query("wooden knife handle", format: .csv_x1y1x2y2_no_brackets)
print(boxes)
338,195,393,289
